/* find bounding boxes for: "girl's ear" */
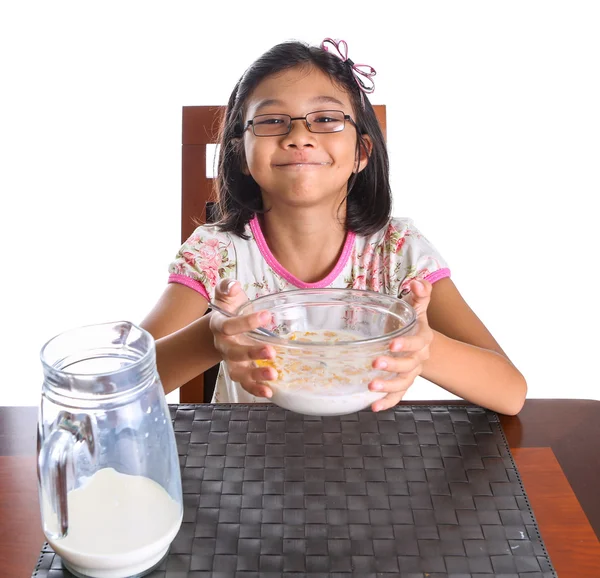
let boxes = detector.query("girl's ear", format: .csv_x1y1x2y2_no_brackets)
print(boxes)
354,134,373,173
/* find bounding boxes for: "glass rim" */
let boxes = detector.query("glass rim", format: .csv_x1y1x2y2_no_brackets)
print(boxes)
236,288,417,349
40,320,154,380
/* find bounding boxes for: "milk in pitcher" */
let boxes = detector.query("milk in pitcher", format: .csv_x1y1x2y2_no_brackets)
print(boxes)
46,467,182,578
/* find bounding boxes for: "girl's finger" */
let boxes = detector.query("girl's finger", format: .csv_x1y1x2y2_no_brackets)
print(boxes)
250,345,276,361
372,354,419,374
369,367,421,394
227,362,276,385
239,380,273,399
371,391,405,412
389,333,429,353
250,365,278,383
220,343,276,363
215,310,272,337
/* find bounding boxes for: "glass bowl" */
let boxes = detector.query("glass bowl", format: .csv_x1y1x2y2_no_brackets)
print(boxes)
236,288,417,416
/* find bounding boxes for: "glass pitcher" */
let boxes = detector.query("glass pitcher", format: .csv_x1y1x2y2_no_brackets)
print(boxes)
37,321,183,578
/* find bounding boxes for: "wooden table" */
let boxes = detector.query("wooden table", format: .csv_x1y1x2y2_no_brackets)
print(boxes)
1,400,599,577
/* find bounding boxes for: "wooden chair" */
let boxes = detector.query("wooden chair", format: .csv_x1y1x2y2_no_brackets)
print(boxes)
180,105,388,403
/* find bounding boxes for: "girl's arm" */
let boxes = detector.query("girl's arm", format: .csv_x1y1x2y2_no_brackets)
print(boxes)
141,284,220,394
423,277,527,415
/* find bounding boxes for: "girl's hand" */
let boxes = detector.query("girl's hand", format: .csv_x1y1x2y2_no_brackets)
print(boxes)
368,279,434,412
209,279,276,398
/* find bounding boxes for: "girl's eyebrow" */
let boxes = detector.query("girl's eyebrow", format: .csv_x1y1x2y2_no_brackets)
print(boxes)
310,95,346,107
253,98,283,113
253,95,346,114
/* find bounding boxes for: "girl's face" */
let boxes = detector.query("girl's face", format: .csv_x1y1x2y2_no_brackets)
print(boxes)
242,65,370,210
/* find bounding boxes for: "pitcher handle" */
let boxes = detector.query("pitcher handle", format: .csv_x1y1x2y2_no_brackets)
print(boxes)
37,411,96,539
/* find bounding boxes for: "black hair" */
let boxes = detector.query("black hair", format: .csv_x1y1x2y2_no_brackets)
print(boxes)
214,39,391,238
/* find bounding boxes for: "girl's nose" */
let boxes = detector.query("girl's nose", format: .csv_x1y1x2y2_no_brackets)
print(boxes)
282,119,316,147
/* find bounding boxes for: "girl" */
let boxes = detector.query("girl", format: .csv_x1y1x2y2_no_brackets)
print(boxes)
141,39,526,415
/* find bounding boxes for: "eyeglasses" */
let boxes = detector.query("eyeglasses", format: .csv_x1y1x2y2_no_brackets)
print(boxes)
245,109,355,137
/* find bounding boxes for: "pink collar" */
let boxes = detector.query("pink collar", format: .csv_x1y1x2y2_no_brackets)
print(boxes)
249,215,355,288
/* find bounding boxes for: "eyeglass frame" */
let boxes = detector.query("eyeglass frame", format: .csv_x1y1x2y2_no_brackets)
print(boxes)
244,109,357,137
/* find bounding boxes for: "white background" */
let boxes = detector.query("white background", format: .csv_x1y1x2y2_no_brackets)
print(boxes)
1,1,598,407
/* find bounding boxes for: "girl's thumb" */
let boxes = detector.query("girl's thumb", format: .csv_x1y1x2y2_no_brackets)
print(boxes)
217,278,238,296
406,278,432,314
214,278,241,307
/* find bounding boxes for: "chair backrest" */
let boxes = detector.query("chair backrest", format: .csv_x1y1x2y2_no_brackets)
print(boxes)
180,104,387,403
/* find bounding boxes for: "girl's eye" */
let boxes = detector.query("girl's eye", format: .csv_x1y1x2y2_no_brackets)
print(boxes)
313,116,336,123
255,117,285,125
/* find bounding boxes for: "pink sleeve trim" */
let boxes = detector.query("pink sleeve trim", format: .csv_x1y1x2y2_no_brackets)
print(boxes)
168,274,210,301
424,268,451,284
249,215,356,289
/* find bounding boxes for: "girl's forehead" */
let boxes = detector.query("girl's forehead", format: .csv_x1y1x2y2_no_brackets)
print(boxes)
246,66,354,116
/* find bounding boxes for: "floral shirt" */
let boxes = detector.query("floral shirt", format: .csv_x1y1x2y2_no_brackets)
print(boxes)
168,215,450,403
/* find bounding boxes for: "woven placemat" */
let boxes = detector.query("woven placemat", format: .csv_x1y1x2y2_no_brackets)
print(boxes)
33,404,556,577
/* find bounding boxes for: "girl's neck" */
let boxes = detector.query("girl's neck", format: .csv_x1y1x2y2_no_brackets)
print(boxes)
258,205,348,284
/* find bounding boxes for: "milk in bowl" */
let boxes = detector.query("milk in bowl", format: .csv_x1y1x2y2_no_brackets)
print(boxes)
237,289,418,416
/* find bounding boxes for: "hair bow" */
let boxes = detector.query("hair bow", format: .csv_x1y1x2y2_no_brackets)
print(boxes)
321,38,376,95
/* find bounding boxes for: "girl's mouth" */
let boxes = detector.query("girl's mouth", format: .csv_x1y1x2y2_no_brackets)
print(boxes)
274,162,331,169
